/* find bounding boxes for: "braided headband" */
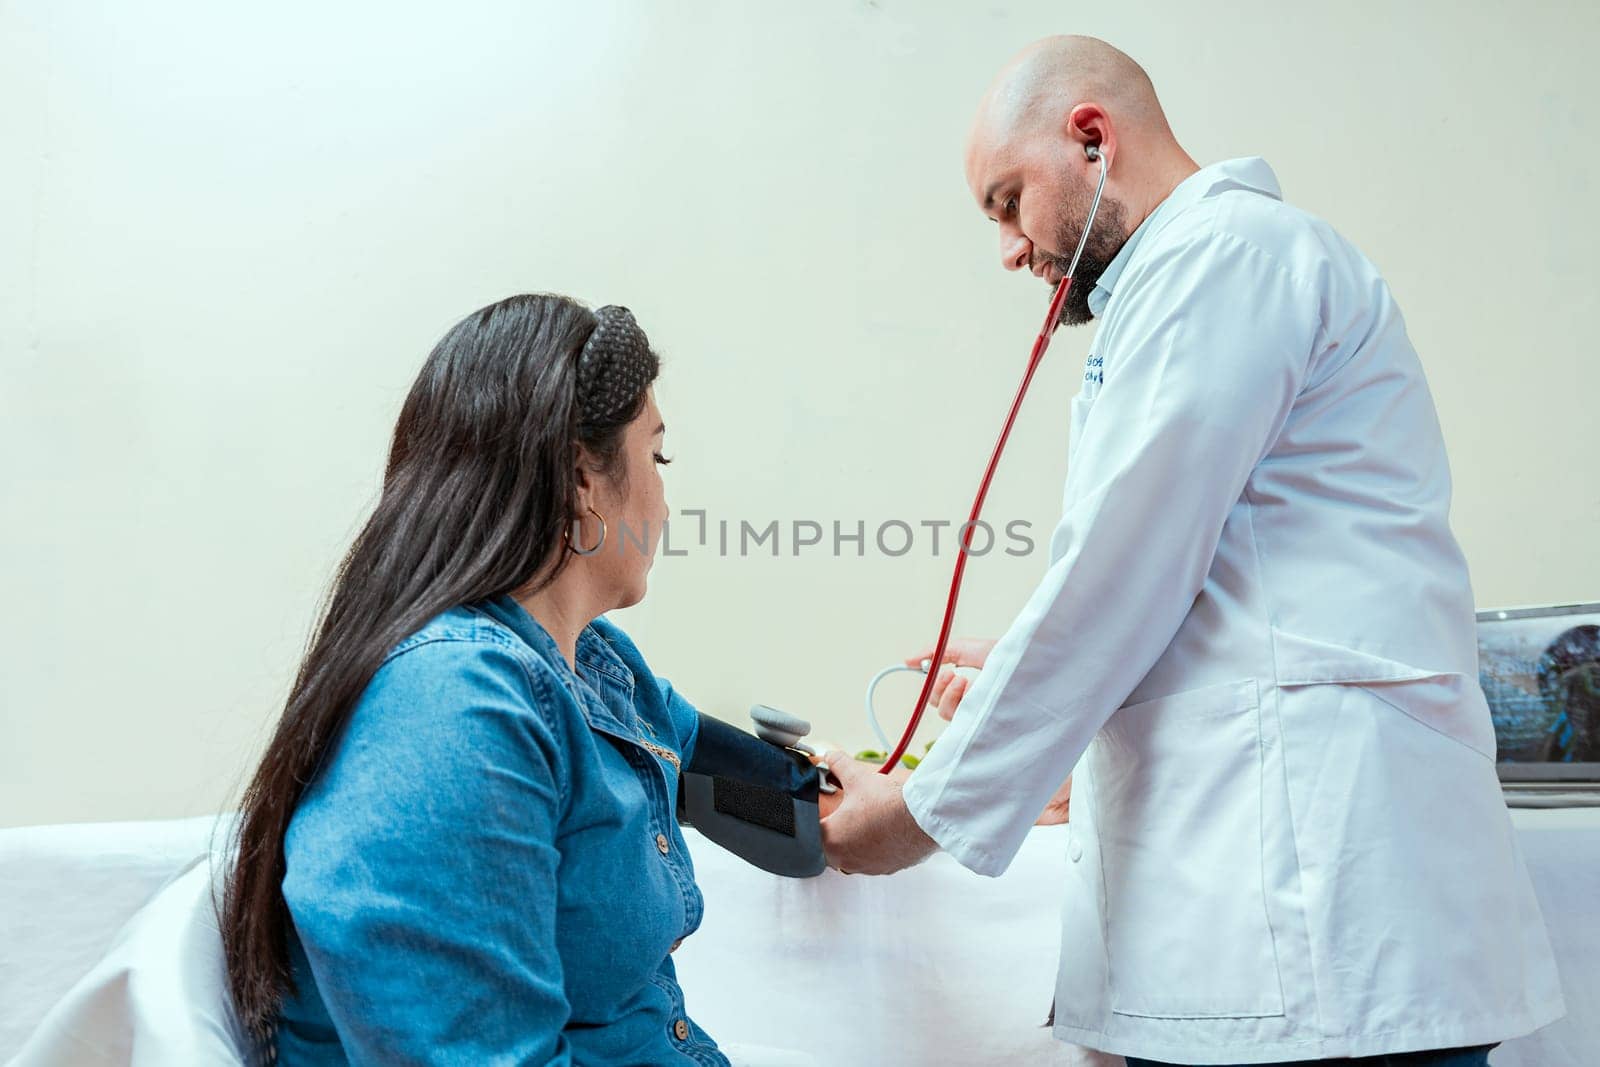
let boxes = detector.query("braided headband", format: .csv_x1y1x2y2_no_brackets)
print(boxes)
576,305,657,426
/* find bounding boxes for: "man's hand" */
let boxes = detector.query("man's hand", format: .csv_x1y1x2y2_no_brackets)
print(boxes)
905,637,996,721
1037,775,1072,825
809,749,897,819
818,750,939,876
814,754,845,820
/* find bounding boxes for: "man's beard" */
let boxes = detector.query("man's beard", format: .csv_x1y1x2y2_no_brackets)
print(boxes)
1040,189,1129,327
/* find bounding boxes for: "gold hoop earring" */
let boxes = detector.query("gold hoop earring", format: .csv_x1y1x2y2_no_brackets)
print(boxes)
564,505,607,556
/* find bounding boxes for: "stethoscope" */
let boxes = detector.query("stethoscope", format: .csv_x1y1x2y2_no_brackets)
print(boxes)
870,142,1109,772
747,145,1108,777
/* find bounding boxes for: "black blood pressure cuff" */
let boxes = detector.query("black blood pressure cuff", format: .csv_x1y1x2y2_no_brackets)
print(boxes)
676,713,825,878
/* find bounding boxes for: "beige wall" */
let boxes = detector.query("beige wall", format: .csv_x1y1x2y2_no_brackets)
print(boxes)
3,0,1596,827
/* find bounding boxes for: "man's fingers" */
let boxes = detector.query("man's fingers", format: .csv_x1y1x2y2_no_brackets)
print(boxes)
929,665,956,707
902,643,951,669
903,639,976,669
822,749,869,790
937,675,969,721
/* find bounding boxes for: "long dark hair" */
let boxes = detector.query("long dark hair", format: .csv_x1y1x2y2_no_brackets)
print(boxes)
221,293,658,1041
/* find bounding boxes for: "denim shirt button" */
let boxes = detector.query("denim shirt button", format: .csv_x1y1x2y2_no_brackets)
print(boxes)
673,1018,690,1041
670,938,683,953
655,833,670,855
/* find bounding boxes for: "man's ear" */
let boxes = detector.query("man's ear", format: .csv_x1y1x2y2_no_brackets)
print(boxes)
1065,102,1113,166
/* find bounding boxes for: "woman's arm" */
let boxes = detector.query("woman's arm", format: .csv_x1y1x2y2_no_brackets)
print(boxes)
282,639,574,1066
654,675,703,767
655,677,822,795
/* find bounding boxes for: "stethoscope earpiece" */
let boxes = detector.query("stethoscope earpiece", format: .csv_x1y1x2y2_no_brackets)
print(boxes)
1085,143,1101,162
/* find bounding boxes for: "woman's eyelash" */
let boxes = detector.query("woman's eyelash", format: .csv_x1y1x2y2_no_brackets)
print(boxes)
653,452,673,465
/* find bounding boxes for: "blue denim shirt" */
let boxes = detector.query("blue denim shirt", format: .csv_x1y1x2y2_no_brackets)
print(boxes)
275,595,729,1065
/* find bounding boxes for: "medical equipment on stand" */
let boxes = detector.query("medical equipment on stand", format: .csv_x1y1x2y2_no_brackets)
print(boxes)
876,142,1109,774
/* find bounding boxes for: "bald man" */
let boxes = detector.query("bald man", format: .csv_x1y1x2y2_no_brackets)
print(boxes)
820,36,1563,1067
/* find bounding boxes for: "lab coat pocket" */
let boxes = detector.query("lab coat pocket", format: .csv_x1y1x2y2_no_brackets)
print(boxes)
1093,678,1286,1020
1271,629,1496,761
1353,674,1497,761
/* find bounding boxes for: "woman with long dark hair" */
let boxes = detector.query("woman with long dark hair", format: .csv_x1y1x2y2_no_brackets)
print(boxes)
222,294,754,1064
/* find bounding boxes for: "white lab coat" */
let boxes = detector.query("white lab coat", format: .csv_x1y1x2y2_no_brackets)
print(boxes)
901,158,1564,1063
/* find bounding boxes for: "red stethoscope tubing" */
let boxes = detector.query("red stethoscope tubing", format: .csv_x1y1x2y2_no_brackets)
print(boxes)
877,274,1076,773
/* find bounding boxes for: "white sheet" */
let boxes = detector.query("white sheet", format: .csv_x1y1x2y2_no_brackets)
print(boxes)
8,857,252,1066
3,812,1593,1065
673,823,1107,1066
0,815,233,1059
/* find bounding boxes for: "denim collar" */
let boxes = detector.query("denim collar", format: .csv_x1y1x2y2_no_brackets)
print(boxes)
477,595,636,734
1087,157,1282,319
